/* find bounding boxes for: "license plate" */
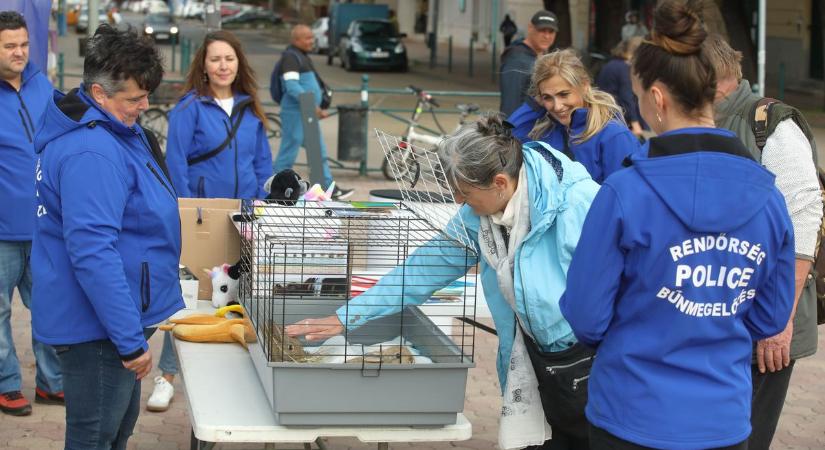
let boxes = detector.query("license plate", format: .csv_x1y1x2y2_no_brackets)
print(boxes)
371,50,389,58
156,33,169,39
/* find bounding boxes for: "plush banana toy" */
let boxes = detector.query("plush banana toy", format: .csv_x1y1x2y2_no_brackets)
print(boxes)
159,304,257,348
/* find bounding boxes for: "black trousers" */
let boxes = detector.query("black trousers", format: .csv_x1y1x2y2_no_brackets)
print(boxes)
748,360,796,450
589,424,749,450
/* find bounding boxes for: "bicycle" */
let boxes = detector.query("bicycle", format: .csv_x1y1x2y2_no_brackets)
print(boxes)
380,85,479,180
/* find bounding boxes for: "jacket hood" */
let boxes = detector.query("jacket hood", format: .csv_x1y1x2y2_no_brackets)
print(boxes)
713,80,755,125
632,128,776,233
35,86,134,154
522,140,594,228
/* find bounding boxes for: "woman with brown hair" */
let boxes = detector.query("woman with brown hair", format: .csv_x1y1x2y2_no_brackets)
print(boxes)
148,30,273,412
165,30,272,199
560,0,795,448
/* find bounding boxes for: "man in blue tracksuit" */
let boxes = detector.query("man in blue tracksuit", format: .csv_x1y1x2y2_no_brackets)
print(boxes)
271,24,352,199
31,26,183,449
0,10,62,417
499,10,558,116
560,128,796,449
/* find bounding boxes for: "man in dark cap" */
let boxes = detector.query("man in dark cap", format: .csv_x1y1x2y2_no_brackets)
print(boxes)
499,10,558,116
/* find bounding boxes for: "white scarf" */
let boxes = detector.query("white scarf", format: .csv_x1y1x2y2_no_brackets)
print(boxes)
478,169,551,449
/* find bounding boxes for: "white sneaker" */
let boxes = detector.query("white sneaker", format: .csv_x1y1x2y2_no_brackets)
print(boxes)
146,376,174,412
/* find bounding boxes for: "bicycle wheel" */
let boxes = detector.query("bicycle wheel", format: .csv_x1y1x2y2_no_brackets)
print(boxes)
265,112,282,141
140,107,169,154
381,140,418,181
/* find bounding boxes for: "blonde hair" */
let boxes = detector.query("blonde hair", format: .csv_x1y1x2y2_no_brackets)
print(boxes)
704,33,743,82
527,49,624,143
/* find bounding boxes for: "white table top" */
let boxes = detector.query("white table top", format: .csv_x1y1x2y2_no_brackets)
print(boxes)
174,303,473,444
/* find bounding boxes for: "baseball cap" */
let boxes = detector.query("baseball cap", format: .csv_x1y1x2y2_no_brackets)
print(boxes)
531,10,558,31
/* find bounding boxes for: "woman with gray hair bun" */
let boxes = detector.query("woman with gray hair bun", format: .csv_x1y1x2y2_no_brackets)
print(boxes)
288,115,600,449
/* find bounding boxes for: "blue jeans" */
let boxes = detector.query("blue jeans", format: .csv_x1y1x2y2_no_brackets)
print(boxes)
158,331,178,376
0,240,62,394
273,107,334,188
57,328,155,450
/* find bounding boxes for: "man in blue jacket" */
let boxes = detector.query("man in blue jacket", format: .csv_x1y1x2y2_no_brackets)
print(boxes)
0,10,62,417
31,25,183,449
499,10,558,117
272,24,353,199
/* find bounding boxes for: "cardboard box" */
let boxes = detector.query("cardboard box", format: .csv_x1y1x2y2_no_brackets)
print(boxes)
179,198,241,300
179,265,200,309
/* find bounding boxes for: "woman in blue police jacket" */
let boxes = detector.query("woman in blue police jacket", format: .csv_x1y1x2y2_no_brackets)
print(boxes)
165,30,272,199
560,2,795,449
508,49,641,184
287,116,601,448
31,26,182,449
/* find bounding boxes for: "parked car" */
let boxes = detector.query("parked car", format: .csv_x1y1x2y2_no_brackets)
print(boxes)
221,8,282,27
311,17,329,54
142,13,179,43
76,7,112,34
338,19,407,72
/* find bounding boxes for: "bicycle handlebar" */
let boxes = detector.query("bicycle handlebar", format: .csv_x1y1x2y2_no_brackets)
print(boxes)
407,85,439,107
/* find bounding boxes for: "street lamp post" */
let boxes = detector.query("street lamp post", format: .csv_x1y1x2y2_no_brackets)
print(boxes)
88,0,99,35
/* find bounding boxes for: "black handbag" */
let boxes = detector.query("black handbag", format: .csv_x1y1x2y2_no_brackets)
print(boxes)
521,330,594,440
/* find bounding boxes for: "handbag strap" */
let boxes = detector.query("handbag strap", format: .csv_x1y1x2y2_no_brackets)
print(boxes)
187,98,252,166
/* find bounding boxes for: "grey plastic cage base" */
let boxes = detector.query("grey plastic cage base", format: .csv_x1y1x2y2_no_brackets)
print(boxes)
243,297,474,426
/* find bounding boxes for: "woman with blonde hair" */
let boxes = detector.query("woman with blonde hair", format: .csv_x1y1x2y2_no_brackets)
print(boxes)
508,48,641,183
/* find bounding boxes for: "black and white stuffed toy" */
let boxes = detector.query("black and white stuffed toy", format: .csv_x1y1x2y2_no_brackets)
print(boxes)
264,169,310,205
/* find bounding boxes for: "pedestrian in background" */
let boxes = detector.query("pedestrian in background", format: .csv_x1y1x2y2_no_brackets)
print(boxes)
271,24,353,200
596,36,645,139
561,1,796,448
499,13,517,48
508,49,641,184
31,25,183,450
0,10,62,418
707,33,823,450
621,10,648,42
499,10,558,117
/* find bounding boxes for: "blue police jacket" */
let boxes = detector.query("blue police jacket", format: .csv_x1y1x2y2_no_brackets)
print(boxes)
560,128,795,449
339,144,599,387
165,91,272,198
31,87,184,360
0,63,52,240
508,104,641,183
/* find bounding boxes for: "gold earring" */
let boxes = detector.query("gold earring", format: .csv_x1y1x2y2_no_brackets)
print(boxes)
203,72,208,83
498,191,503,199
656,113,662,123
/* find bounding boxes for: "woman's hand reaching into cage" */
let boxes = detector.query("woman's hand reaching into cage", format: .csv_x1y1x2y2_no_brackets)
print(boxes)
285,315,345,342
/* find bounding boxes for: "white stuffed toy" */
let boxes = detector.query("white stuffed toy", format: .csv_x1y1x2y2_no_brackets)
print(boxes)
206,262,241,308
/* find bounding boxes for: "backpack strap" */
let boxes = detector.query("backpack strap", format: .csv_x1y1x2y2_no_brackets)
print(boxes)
749,97,780,152
187,99,252,166
143,128,171,180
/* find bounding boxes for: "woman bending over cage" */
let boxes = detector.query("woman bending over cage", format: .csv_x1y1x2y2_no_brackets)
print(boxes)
287,115,600,450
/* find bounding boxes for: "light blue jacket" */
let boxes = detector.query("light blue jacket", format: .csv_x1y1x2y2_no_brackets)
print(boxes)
338,143,599,387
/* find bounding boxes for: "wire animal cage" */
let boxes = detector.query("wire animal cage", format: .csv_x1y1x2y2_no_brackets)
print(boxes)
237,131,478,426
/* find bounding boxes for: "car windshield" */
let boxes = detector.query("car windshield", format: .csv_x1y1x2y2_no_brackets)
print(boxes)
356,21,395,37
147,14,173,24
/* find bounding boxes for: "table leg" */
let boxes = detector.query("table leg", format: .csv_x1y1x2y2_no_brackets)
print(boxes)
189,429,215,450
